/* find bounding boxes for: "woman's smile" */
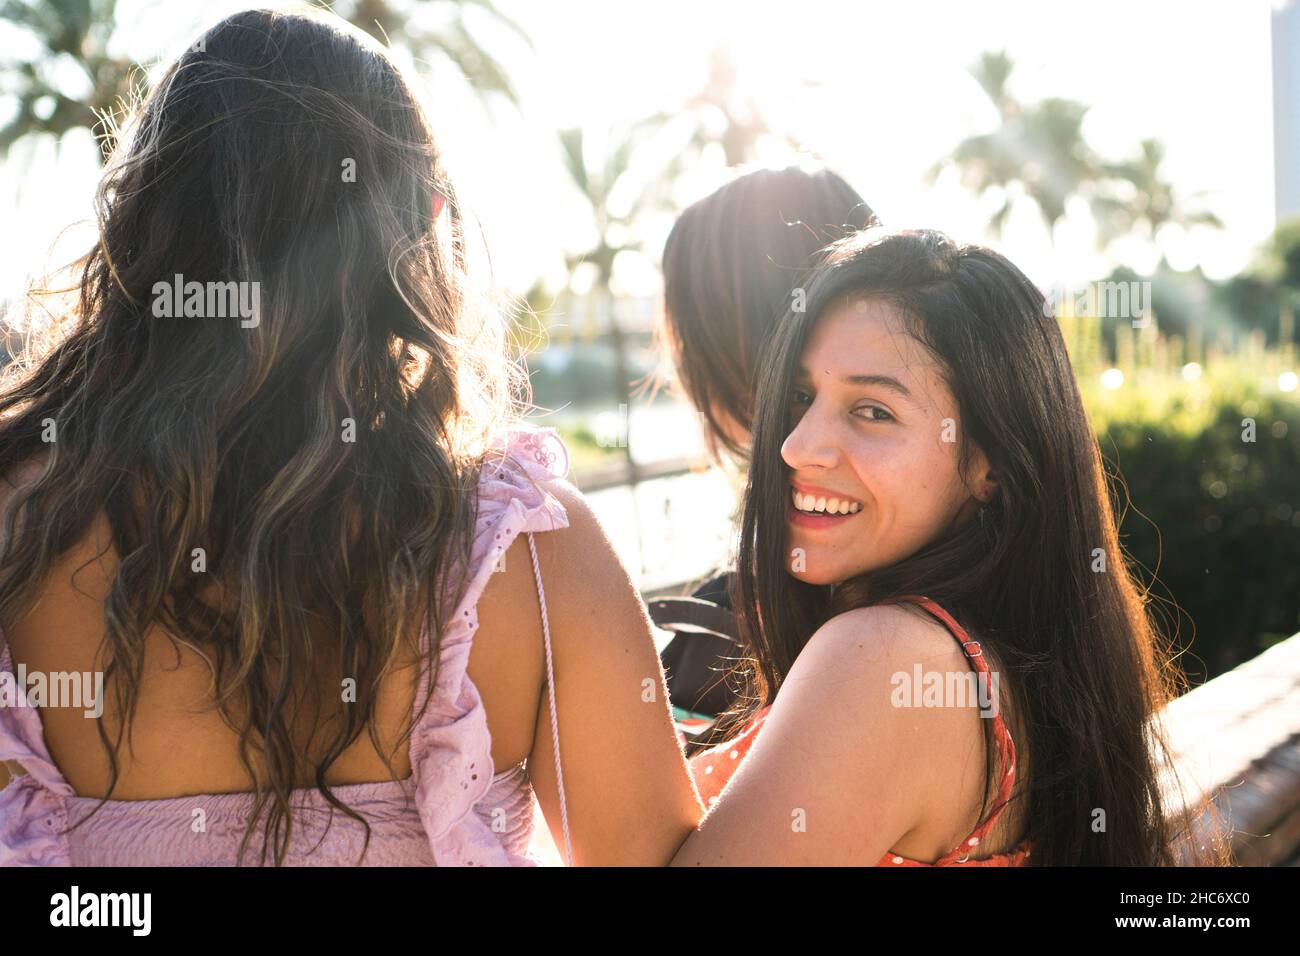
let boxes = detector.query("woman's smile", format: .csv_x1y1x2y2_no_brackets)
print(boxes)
788,480,863,530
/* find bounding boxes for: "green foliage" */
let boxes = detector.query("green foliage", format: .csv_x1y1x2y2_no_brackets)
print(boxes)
935,50,1222,256
1088,359,1300,681
557,422,621,473
1262,217,1300,290
0,0,527,162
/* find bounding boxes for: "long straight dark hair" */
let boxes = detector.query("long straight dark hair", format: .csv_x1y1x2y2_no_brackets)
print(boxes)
718,228,1227,866
0,8,521,864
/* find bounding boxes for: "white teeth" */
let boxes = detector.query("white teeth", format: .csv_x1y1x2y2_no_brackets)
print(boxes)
791,489,861,515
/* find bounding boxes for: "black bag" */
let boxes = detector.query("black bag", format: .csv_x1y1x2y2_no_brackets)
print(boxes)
652,570,743,718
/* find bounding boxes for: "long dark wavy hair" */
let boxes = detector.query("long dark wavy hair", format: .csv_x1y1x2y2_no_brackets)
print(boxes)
0,7,523,864
714,228,1228,866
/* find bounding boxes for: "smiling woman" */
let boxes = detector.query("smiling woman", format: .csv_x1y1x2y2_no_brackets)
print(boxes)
780,296,995,586
676,227,1229,866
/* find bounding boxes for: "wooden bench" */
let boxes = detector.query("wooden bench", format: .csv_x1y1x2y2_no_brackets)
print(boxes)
1160,631,1300,866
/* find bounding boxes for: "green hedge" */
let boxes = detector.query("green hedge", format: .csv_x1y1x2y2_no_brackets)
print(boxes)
1088,365,1300,681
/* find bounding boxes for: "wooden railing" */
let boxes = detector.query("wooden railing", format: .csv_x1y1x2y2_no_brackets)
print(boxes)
570,455,707,495
1161,631,1300,866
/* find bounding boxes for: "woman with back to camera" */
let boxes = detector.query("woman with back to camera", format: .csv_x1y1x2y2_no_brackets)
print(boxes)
0,6,702,866
671,228,1229,865
655,166,877,722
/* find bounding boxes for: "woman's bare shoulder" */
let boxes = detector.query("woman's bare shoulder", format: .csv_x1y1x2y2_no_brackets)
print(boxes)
474,475,645,649
529,476,640,593
798,602,969,675
777,602,984,797
536,476,604,539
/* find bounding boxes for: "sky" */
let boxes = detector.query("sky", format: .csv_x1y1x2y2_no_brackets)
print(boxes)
0,0,1283,310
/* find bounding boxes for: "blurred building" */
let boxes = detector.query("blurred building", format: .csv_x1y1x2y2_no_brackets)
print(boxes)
1276,1,1300,221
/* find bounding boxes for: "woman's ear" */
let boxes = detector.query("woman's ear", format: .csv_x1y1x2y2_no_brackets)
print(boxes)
432,189,446,220
968,446,998,503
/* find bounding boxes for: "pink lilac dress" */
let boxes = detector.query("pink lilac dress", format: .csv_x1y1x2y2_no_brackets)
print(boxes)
0,423,573,866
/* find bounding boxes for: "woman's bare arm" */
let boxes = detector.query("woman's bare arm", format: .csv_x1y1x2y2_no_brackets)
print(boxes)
670,604,974,866
520,478,705,865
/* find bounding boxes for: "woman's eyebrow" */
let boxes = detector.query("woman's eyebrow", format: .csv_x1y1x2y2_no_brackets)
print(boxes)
843,373,913,398
796,364,913,399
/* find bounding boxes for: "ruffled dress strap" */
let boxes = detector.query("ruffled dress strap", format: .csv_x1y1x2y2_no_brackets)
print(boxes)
0,640,76,866
407,423,571,866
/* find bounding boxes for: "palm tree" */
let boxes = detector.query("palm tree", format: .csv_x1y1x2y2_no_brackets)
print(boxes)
557,117,698,292
927,52,1022,236
683,46,804,166
555,119,694,570
1091,138,1223,257
930,50,1101,246
1019,96,1098,238
0,0,139,158
0,0,528,163
337,0,531,103
558,118,684,385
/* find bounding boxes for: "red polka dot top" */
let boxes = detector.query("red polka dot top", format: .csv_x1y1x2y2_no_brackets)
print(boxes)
685,595,1033,866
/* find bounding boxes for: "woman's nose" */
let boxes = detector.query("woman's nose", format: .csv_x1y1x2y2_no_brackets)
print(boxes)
781,405,839,471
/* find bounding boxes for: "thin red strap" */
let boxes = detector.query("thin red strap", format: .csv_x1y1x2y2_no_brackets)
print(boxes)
873,595,1018,863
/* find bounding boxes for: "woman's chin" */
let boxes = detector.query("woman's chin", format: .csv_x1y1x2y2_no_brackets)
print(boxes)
784,549,880,587
785,565,844,587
